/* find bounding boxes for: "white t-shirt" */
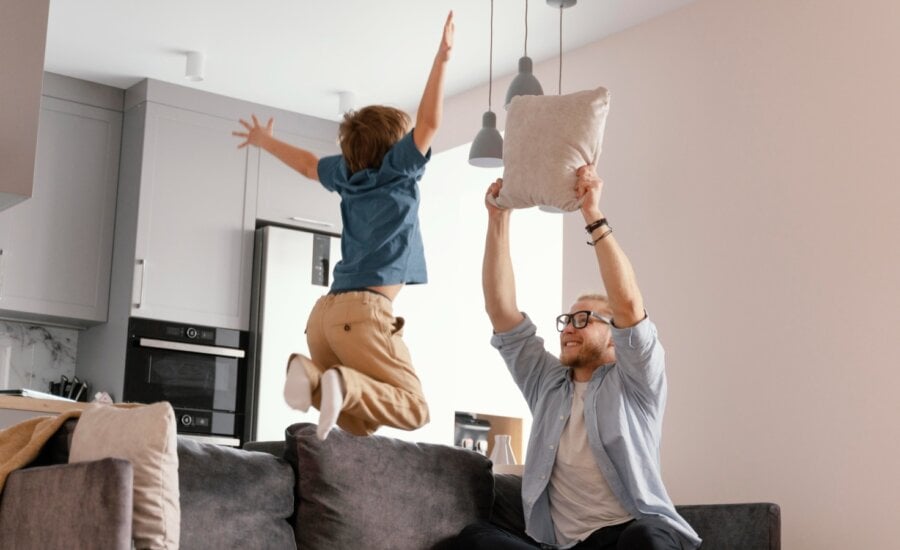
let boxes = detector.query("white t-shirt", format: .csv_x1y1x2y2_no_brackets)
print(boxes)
549,381,632,545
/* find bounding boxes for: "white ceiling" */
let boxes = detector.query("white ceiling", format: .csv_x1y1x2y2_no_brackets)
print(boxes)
45,0,699,122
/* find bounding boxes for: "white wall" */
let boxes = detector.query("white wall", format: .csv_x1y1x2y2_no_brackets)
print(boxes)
544,0,898,548
380,143,562,462
436,0,900,547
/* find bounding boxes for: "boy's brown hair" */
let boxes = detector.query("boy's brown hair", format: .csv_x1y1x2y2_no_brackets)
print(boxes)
339,106,411,174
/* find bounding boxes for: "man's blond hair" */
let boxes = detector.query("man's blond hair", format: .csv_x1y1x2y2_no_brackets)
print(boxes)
574,293,612,315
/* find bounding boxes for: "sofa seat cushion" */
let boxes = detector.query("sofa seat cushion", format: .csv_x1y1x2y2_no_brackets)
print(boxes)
178,437,296,550
285,423,494,550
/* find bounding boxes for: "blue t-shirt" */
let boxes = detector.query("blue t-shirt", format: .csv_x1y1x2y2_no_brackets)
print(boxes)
316,130,431,291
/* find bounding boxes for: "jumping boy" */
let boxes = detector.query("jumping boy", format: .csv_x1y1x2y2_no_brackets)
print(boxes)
233,12,454,440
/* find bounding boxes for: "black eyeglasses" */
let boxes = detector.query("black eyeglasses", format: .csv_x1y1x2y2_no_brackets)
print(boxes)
556,311,612,332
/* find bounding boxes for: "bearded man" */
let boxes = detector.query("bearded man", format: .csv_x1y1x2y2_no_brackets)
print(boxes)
455,165,701,550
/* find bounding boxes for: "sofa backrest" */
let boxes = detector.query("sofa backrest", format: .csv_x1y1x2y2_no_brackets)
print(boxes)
283,422,494,550
0,457,134,550
676,503,781,550
178,437,296,549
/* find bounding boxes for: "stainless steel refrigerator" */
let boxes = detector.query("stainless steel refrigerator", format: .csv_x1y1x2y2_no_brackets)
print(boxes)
246,225,341,442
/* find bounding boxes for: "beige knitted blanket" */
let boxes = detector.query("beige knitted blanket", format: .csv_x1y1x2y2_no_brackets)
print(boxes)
0,410,82,491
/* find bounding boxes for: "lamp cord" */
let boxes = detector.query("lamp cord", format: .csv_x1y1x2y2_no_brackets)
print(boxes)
558,5,563,95
489,0,494,110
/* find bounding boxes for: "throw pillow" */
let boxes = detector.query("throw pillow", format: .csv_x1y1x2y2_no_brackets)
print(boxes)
491,86,611,212
69,402,180,550
285,423,494,550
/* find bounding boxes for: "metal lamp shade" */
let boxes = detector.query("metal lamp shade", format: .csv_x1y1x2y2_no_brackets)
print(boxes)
505,56,543,107
468,111,504,168
546,0,577,7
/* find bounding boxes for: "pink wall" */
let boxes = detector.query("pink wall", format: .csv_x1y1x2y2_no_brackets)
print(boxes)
442,0,900,547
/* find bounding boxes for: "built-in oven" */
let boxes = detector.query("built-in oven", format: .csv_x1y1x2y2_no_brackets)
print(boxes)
123,317,248,446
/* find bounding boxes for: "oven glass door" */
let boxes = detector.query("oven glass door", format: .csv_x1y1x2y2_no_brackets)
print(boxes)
144,352,238,412
125,337,243,414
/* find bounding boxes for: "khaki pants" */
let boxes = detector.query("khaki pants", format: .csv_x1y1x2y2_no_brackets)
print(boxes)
302,290,429,436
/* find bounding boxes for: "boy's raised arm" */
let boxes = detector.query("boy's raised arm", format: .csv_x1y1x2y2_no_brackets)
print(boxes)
233,115,320,181
413,11,454,155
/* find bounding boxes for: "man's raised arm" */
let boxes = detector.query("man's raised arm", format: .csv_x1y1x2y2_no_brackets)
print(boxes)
576,165,645,328
482,179,525,333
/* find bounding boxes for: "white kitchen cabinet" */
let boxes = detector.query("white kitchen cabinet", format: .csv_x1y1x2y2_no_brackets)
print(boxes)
128,101,258,329
256,131,342,235
75,78,339,400
0,95,121,326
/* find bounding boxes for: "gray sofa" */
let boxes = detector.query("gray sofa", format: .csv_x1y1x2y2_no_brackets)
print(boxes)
0,420,780,549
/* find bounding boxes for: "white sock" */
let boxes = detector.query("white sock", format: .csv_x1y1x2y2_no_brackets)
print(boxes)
317,369,345,440
283,354,312,412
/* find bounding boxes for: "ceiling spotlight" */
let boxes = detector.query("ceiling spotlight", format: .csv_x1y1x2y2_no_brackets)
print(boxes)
185,51,206,82
338,91,356,114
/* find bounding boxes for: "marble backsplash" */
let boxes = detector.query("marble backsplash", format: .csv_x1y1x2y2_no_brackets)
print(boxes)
0,320,77,393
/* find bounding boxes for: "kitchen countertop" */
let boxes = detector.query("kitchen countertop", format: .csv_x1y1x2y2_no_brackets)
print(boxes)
0,395,91,414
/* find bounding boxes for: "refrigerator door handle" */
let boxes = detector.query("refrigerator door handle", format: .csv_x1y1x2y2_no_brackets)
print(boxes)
133,259,146,308
289,216,334,228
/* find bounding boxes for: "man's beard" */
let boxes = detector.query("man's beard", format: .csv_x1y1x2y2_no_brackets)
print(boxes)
560,342,605,369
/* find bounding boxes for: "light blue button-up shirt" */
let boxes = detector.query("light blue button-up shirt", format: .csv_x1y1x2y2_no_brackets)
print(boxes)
491,314,701,549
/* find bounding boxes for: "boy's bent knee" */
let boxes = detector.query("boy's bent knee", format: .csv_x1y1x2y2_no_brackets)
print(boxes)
397,396,430,431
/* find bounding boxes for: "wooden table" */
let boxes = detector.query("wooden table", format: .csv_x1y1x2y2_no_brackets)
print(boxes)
0,395,91,429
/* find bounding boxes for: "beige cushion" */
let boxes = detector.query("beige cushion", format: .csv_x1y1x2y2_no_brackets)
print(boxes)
492,87,610,211
69,402,180,549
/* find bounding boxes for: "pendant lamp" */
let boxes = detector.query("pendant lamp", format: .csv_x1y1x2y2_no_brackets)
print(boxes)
548,0,577,94
505,0,544,107
539,0,578,213
469,0,504,167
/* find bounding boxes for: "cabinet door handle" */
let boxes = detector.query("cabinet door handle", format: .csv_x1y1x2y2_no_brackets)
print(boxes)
133,259,146,308
289,216,334,228
0,249,4,301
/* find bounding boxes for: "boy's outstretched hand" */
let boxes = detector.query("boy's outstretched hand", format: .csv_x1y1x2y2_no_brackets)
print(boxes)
233,115,273,149
437,11,454,62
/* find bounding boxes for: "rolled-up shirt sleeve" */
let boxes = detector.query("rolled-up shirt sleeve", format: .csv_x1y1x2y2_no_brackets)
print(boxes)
316,155,345,192
382,130,430,177
491,314,560,411
611,315,666,396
